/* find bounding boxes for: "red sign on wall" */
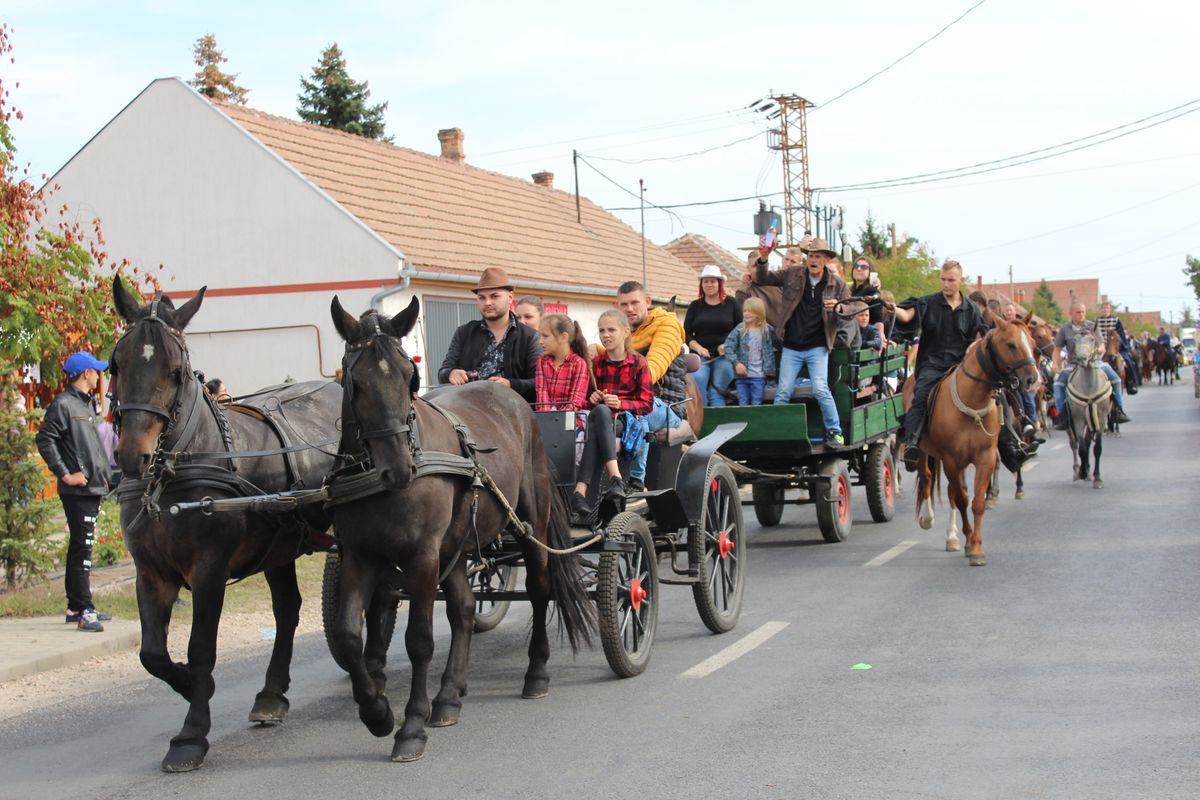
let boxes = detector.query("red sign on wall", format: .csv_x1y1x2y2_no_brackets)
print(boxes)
544,302,569,314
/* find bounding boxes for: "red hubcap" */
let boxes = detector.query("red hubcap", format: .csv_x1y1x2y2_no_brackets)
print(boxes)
629,578,647,611
883,461,894,503
718,530,735,559
837,475,850,524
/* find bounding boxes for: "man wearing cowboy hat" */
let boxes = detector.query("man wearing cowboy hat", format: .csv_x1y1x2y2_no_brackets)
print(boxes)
437,267,541,401
35,351,117,632
749,236,851,445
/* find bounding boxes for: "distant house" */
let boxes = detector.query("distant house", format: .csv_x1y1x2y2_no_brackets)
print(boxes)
1008,278,1100,314
44,77,700,392
665,233,748,285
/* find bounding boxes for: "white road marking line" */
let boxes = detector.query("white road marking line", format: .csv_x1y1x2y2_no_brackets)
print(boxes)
1023,460,1039,472
681,621,789,679
1051,442,1066,451
864,540,918,567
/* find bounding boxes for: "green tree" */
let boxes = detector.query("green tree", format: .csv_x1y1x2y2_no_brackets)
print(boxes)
857,213,889,259
1027,279,1065,324
297,43,392,142
872,235,941,301
1184,254,1200,304
0,399,56,588
187,33,249,105
1180,305,1195,328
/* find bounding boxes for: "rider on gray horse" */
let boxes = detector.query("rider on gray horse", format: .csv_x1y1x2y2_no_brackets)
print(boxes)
1052,301,1131,430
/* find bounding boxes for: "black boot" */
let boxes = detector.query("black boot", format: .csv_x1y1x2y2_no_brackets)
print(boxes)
1053,414,1068,431
1115,407,1131,424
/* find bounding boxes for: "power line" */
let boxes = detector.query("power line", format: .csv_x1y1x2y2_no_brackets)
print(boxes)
607,190,785,212
575,155,686,232
815,98,1200,193
582,129,765,165
817,0,988,111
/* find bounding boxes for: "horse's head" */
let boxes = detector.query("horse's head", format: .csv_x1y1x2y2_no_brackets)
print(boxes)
1075,331,1100,364
988,317,1041,391
1025,314,1055,355
110,278,207,478
332,296,422,491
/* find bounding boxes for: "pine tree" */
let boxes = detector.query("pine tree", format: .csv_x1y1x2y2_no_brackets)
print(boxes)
1028,279,1065,324
188,33,249,105
297,44,392,142
857,213,889,259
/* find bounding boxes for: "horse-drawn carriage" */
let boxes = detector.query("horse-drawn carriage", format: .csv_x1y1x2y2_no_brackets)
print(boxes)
698,342,908,539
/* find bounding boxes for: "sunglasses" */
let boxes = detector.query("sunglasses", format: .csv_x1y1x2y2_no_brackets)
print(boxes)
853,263,870,270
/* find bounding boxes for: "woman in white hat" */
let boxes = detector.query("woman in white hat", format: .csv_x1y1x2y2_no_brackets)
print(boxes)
684,265,742,406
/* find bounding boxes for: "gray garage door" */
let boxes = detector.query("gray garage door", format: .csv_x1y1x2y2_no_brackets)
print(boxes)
423,298,480,386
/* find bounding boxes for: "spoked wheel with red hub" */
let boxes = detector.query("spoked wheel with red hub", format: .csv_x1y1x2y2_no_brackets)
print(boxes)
597,511,658,678
815,458,853,543
864,441,896,523
690,460,745,634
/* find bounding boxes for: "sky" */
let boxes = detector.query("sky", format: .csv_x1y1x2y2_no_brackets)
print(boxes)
4,0,1199,320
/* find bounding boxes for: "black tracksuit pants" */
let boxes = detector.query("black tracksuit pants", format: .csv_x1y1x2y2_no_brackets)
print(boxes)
61,493,102,613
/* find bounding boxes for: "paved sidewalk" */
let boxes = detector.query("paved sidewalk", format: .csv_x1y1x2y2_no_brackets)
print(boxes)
0,562,141,683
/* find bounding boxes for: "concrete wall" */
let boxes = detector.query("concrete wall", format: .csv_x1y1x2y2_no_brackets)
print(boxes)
44,78,402,393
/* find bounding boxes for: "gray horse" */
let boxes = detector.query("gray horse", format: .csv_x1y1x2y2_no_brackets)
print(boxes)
1065,333,1112,489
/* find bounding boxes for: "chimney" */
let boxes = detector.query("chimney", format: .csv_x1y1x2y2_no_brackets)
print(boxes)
437,128,464,163
532,170,554,188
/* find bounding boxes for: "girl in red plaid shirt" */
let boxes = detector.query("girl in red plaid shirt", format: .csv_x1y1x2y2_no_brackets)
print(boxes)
535,314,592,411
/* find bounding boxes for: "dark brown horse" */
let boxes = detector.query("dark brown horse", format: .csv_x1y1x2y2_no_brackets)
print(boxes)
905,317,1040,566
109,280,345,772
328,297,595,762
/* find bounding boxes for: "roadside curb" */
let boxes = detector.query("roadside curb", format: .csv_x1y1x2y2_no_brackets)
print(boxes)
0,617,141,683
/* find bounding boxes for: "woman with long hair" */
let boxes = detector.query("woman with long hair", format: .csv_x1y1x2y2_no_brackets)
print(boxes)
683,265,741,406
849,256,886,347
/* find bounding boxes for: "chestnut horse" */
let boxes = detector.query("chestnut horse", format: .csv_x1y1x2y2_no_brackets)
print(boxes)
904,317,1040,566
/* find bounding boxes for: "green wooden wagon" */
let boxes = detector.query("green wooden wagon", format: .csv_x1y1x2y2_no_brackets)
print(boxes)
698,343,908,542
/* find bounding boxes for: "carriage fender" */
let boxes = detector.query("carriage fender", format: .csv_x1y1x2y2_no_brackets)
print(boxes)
672,423,747,525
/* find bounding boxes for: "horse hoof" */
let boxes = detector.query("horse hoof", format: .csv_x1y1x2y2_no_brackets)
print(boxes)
161,741,208,773
969,553,988,567
248,691,289,725
1014,490,1025,500
428,703,461,728
985,497,998,509
391,734,427,763
522,679,550,700
361,698,395,738
945,538,961,552
1093,480,1103,489
919,516,933,531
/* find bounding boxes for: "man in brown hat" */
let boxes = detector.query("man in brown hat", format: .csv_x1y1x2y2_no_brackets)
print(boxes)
437,267,541,401
748,236,850,444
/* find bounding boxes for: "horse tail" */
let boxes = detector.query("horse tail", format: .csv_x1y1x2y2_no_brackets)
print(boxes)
545,487,597,653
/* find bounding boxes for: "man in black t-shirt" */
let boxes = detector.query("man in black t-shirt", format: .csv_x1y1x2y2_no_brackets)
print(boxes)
891,260,988,470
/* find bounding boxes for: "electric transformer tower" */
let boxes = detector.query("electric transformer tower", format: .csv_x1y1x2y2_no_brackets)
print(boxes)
765,93,813,248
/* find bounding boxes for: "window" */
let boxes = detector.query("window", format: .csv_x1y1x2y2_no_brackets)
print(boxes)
422,297,481,386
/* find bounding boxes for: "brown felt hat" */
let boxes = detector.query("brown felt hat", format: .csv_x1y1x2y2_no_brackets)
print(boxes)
807,238,837,257
473,267,515,293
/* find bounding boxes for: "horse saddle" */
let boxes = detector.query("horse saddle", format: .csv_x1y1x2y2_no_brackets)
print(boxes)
229,380,342,490
1065,365,1112,406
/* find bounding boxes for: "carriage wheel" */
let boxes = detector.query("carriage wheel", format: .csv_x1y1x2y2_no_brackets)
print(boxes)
864,442,896,523
691,461,746,634
751,481,785,527
815,459,853,543
321,551,400,673
597,511,658,678
471,561,519,633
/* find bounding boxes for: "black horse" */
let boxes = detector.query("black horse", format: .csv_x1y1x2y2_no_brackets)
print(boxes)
110,279,346,772
328,297,595,762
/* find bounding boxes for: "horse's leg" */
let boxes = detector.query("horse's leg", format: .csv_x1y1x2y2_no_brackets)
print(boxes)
1014,466,1024,500
332,552,395,739
1092,431,1104,490
429,558,473,728
136,568,189,699
1078,430,1091,483
917,458,935,532
392,554,439,762
1068,423,1082,480
945,467,966,554
967,455,994,567
362,582,395,695
161,557,229,773
248,560,300,725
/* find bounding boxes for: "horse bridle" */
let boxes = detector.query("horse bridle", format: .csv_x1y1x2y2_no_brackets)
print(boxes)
110,298,196,443
962,327,1038,388
339,316,421,451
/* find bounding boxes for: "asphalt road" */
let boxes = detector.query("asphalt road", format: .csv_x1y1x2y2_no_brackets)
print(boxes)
2,382,1196,800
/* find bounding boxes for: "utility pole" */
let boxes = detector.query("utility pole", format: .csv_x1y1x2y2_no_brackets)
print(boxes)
1008,265,1014,303
639,178,647,291
889,223,897,258
759,93,812,248
572,149,581,223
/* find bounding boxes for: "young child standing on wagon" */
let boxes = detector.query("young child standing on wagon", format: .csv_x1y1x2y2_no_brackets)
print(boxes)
723,297,778,406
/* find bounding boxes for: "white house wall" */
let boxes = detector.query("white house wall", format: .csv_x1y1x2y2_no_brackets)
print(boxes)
44,77,402,391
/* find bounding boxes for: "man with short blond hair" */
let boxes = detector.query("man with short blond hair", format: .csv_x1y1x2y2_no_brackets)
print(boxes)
1051,301,1129,429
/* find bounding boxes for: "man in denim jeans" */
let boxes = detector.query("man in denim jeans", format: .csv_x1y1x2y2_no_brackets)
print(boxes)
748,238,850,445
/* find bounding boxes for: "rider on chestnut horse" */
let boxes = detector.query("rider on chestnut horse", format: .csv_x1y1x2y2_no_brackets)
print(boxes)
1095,301,1139,393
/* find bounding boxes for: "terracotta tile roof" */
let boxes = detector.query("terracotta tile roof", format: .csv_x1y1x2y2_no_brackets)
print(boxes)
665,233,748,280
215,103,699,299
1009,279,1101,313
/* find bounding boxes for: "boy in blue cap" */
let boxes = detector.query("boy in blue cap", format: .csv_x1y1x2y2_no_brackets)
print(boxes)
35,351,116,632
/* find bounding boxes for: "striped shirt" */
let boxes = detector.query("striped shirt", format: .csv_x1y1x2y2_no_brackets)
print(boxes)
535,352,591,411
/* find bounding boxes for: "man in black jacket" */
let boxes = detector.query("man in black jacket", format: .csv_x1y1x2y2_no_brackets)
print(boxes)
438,267,541,401
35,351,116,632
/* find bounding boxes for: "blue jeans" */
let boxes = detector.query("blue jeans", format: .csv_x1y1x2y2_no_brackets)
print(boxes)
693,358,735,406
1021,390,1037,423
1054,363,1123,414
736,377,765,406
775,346,841,435
630,398,681,481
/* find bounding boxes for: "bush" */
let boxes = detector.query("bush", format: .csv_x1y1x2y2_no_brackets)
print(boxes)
92,500,129,567
0,398,58,589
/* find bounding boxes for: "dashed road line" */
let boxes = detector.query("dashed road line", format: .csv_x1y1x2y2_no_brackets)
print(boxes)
1023,460,1040,472
864,540,918,567
681,621,789,678
1051,442,1066,451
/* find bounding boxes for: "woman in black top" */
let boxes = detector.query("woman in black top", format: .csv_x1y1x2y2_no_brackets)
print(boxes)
849,256,886,347
684,265,742,406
